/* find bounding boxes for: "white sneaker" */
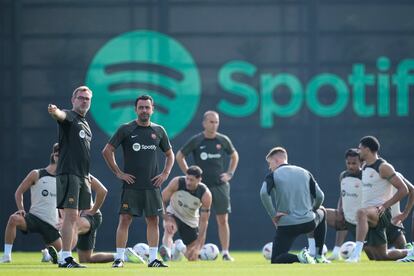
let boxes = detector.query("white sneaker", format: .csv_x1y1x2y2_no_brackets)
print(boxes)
0,255,11,263
159,245,171,262
297,248,316,264
171,247,184,261
397,248,414,262
315,255,331,264
174,239,186,252
41,249,51,262
125,247,145,264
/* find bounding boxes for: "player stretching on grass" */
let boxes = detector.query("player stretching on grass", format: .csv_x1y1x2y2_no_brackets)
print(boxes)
260,147,328,264
159,166,212,261
1,143,61,264
346,136,412,262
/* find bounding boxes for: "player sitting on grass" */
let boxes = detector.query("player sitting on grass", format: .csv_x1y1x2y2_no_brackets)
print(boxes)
346,136,413,262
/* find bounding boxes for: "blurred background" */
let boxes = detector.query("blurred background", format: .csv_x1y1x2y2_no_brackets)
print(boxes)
1,0,414,252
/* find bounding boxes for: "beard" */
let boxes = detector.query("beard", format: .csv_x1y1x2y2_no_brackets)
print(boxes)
74,105,89,116
138,113,150,122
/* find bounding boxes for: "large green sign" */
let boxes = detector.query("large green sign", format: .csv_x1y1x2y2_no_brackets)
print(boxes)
218,57,414,127
86,30,201,138
86,30,414,138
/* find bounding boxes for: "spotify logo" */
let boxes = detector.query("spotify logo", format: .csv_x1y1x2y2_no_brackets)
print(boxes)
86,30,201,138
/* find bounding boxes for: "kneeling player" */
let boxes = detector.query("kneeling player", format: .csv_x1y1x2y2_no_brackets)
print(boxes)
260,147,328,264
70,175,144,264
160,166,212,261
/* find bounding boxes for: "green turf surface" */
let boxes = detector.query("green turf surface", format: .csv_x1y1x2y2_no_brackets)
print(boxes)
0,252,412,276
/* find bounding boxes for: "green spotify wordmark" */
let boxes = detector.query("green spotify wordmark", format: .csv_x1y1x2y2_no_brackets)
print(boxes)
86,30,201,138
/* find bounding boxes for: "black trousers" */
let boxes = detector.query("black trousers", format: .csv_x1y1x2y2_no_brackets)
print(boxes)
271,209,326,264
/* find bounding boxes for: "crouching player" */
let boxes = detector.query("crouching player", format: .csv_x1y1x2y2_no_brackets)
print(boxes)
1,143,61,264
160,166,212,261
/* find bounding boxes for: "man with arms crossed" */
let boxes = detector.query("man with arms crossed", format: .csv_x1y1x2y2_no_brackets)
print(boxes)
176,111,239,261
160,166,212,261
48,86,93,268
102,95,174,268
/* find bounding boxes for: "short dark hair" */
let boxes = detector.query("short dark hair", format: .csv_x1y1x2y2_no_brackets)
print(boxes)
186,165,203,178
359,136,380,152
266,147,287,160
345,148,359,158
135,95,154,107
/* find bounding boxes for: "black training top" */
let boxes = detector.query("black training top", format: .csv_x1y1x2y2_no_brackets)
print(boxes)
180,132,235,187
109,120,171,190
56,110,92,177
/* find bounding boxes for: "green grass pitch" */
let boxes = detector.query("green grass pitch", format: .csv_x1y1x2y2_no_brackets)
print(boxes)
0,251,412,276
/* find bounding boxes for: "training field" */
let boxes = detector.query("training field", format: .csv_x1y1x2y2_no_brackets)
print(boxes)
0,252,412,276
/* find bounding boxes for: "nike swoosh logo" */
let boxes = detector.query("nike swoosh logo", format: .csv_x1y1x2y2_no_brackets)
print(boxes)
200,145,206,149
131,135,138,138
157,208,163,211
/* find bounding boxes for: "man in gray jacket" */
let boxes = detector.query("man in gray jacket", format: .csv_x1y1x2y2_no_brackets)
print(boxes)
260,147,328,264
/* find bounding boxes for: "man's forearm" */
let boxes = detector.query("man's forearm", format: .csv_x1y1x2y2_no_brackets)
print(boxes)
176,151,188,174
102,147,122,176
15,193,24,211
227,151,239,175
196,215,209,247
260,182,276,218
90,191,106,213
163,152,175,175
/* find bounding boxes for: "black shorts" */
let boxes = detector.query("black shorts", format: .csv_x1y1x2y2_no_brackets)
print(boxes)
57,174,92,210
173,215,198,246
22,213,60,244
366,207,392,246
77,211,102,251
119,188,163,217
209,183,231,215
386,223,405,245
345,221,357,239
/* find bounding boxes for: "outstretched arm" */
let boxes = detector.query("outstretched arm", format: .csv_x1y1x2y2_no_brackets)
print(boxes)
48,104,66,122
